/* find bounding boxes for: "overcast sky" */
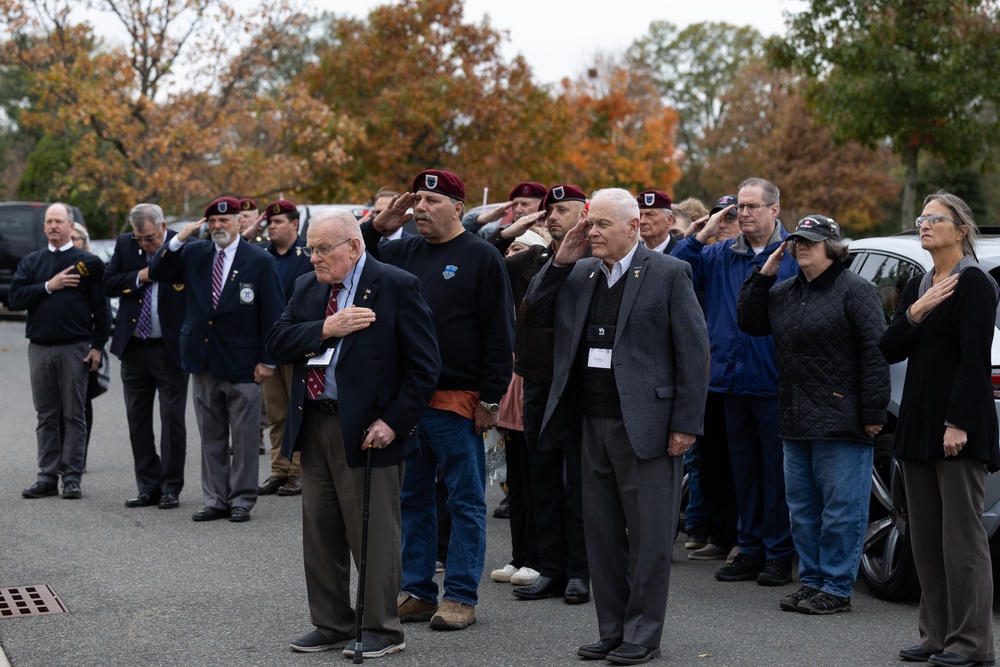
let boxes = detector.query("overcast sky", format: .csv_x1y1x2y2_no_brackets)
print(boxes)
335,0,809,85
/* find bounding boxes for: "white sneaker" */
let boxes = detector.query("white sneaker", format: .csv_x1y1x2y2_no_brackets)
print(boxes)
510,566,540,586
491,563,518,582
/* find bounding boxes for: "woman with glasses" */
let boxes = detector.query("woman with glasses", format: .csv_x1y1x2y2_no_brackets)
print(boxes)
738,214,890,615
880,191,999,667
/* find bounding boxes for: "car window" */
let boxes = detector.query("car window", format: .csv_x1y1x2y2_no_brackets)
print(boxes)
0,206,40,284
851,252,924,323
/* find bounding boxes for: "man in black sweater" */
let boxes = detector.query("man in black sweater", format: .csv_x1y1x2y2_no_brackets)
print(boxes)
10,203,110,500
361,169,514,632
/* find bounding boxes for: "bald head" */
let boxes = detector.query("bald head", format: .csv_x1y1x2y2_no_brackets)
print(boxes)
306,209,366,284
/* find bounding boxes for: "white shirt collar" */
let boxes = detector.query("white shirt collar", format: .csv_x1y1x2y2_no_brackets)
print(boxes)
599,242,640,287
48,240,74,252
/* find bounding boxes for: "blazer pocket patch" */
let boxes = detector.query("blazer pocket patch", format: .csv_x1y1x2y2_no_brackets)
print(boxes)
655,385,675,399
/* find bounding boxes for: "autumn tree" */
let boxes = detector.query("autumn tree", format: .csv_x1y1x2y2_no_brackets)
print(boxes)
774,0,1000,231
0,0,352,234
299,0,566,203
629,21,763,201
558,53,681,195
702,61,899,235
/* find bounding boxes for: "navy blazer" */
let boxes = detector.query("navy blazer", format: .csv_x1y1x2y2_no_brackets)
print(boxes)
149,238,284,383
261,236,314,303
265,254,441,468
103,230,187,367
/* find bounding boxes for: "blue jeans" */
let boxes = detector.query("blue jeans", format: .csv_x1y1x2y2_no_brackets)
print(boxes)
684,441,706,532
783,439,873,598
400,408,486,606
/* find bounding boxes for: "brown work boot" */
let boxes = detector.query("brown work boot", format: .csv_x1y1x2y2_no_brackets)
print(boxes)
430,600,476,631
397,592,437,623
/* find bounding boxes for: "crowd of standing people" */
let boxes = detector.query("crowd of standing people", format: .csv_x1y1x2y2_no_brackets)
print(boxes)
9,172,999,666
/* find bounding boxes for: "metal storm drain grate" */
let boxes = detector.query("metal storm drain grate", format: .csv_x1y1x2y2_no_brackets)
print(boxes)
0,585,67,618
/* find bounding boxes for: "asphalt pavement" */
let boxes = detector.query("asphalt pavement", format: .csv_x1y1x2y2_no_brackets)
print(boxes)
0,315,997,666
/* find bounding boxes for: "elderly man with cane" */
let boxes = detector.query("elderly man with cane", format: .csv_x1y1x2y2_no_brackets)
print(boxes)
266,208,440,659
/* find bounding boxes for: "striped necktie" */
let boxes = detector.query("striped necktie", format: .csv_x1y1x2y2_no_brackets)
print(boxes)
211,249,225,309
134,253,154,339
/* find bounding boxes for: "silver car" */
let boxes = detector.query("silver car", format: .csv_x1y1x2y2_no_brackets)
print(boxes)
847,232,1000,600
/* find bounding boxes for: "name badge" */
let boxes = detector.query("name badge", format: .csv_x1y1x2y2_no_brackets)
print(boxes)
239,283,255,305
587,348,612,369
305,348,334,368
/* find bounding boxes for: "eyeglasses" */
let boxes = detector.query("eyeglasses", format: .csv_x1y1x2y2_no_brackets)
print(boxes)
302,238,351,258
736,203,771,213
131,232,159,243
71,235,83,242
787,237,819,248
914,214,958,228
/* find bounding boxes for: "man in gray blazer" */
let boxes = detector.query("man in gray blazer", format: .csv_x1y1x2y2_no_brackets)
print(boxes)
522,188,709,665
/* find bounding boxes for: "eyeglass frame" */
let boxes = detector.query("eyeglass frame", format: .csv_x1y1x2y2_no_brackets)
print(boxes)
302,238,353,258
914,213,958,229
736,202,774,213
131,232,160,244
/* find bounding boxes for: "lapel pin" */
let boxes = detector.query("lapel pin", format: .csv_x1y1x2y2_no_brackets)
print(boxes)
363,288,371,301
633,269,640,278
589,271,595,279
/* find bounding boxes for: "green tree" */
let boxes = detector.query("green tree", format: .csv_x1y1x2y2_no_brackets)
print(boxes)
629,21,763,201
773,0,1000,231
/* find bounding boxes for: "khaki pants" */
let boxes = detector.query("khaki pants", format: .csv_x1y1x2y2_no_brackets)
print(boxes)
262,363,300,477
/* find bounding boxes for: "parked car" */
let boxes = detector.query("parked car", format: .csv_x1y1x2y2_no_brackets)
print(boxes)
0,202,86,309
847,229,1000,600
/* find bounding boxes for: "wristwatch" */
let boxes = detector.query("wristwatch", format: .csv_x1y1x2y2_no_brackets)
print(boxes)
478,400,500,415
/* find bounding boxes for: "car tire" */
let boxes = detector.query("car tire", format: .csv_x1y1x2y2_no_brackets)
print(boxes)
859,434,921,601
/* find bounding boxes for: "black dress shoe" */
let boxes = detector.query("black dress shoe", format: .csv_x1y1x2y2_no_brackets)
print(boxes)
929,652,996,667
578,638,622,660
229,507,251,522
899,645,934,662
62,482,82,500
192,506,230,522
258,475,287,495
607,643,662,665
564,578,590,604
125,492,160,508
22,481,59,499
511,575,565,600
158,493,179,509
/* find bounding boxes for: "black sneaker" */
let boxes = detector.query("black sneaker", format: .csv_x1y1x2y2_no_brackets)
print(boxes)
493,495,510,519
757,559,792,586
780,585,819,611
715,553,765,582
798,591,851,614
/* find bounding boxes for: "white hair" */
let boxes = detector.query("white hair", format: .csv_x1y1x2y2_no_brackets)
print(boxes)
591,188,639,222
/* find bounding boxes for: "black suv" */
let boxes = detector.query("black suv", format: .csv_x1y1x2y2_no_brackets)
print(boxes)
0,202,86,308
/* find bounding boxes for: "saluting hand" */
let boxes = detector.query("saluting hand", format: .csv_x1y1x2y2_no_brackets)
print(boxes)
760,241,787,277
177,218,205,242
477,201,513,225
499,210,546,240
372,193,416,235
242,213,266,240
322,306,376,339
553,218,589,266
695,206,734,244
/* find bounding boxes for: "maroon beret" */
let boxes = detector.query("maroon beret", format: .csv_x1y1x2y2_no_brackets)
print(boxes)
542,184,587,211
637,190,672,209
205,197,241,218
264,199,297,220
710,194,738,215
412,169,465,202
238,198,258,212
508,182,547,200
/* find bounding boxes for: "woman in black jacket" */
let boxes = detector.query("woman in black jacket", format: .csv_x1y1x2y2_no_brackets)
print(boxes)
738,215,889,615
880,191,999,667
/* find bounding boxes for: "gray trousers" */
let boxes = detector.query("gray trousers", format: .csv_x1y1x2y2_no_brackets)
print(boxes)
191,371,260,511
581,414,682,649
300,407,404,644
29,342,89,485
902,459,996,663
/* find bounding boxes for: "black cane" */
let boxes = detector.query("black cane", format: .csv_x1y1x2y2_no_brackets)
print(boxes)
353,442,374,664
